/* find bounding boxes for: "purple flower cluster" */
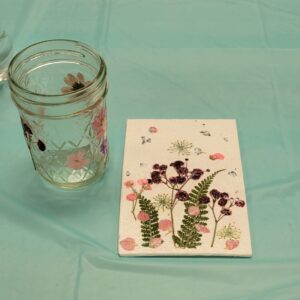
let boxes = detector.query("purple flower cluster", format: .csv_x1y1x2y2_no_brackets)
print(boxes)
148,160,206,202
203,189,245,217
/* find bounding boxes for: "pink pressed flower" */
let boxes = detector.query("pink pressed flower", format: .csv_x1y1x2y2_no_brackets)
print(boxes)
188,206,200,216
149,237,163,248
137,211,150,222
138,178,148,185
126,193,137,201
65,150,90,170
91,107,107,139
195,224,210,233
209,153,225,160
124,180,135,188
159,219,172,231
137,178,152,190
225,239,239,250
120,237,136,251
61,72,91,94
149,126,158,133
143,183,152,190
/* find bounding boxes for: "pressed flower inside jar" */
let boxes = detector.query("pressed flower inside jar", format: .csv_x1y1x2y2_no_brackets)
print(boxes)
61,72,91,94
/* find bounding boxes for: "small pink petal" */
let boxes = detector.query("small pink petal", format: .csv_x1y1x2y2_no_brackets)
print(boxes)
124,180,135,188
75,150,85,159
137,178,148,185
143,184,152,190
188,206,200,216
64,78,72,86
209,153,225,160
65,151,90,169
61,87,73,94
225,239,239,250
195,224,210,233
159,219,172,231
120,237,136,251
92,108,107,140
149,237,163,248
64,73,76,85
149,126,158,133
67,73,76,84
137,211,150,222
95,128,106,139
126,193,137,201
76,72,85,83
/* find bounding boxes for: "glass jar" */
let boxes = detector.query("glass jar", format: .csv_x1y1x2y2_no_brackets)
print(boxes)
8,40,109,189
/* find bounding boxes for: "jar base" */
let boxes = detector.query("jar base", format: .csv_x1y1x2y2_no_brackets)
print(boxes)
39,156,109,190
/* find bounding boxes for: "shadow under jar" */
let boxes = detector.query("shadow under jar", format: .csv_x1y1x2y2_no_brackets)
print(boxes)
8,40,109,189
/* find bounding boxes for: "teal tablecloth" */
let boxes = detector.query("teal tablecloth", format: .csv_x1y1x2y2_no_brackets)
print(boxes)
1,1,300,299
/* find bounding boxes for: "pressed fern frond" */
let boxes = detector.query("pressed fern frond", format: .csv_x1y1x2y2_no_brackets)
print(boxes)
174,170,225,248
139,196,161,247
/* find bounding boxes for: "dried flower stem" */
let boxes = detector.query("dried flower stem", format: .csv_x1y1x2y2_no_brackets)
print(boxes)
131,186,145,220
209,198,236,247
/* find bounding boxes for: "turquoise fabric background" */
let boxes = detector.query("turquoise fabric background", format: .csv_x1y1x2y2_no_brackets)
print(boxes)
1,0,300,299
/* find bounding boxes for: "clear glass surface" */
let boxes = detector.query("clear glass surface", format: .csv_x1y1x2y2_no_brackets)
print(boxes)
0,31,13,84
8,40,109,189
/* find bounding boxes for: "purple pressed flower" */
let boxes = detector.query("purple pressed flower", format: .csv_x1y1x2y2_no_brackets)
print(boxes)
169,177,178,184
177,166,189,175
210,189,221,199
100,138,108,155
235,200,245,207
172,160,184,169
151,171,161,179
221,208,232,216
153,164,160,170
220,192,229,200
175,190,189,201
152,177,162,184
176,176,186,184
151,171,162,183
159,164,168,171
190,168,204,180
218,198,227,207
199,195,210,204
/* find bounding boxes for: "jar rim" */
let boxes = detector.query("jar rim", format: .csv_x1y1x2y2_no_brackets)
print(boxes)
8,39,107,105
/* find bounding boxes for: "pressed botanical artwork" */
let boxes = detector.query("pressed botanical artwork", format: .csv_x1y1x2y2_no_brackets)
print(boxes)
119,120,252,256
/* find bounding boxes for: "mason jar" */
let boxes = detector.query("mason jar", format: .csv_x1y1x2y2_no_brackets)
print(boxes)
8,40,109,189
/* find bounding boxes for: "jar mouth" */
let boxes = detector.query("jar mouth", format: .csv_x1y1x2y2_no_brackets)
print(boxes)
8,39,107,105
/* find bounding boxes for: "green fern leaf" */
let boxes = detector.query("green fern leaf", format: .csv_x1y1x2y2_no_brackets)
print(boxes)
173,170,225,248
138,196,161,247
